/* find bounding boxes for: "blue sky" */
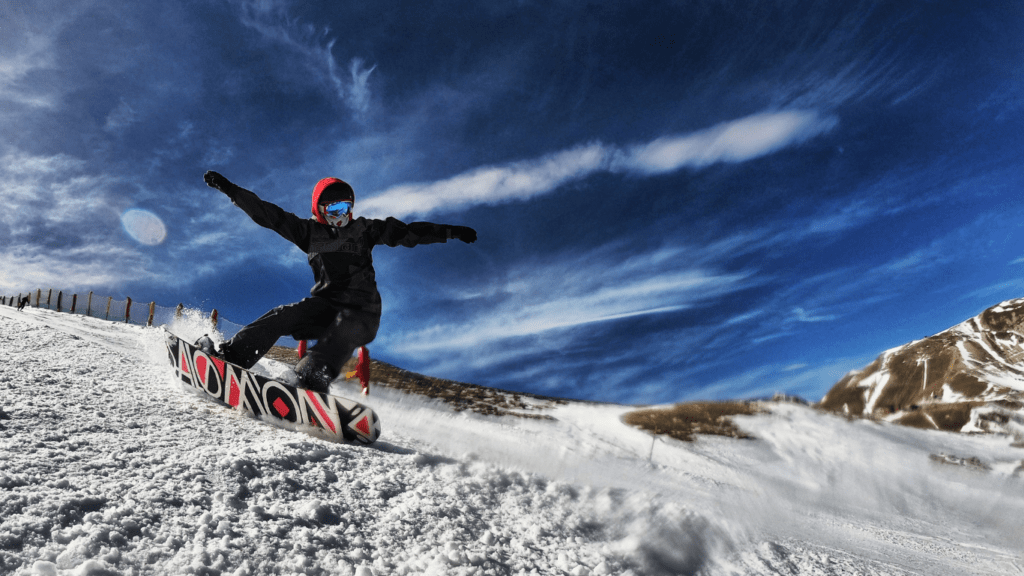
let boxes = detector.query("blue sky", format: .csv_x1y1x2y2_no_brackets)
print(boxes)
3,0,1024,404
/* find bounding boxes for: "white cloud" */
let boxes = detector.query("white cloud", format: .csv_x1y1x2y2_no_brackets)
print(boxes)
340,56,376,115
385,242,756,360
0,150,174,294
0,244,161,294
612,111,837,175
360,142,609,218
362,110,837,219
790,307,838,323
233,0,375,116
0,32,58,109
0,151,85,177
0,0,99,110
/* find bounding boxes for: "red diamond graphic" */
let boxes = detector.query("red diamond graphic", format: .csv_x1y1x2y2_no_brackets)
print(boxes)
355,415,371,435
273,397,290,418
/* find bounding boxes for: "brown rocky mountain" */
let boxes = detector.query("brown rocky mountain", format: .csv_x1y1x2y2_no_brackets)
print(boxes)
819,297,1024,439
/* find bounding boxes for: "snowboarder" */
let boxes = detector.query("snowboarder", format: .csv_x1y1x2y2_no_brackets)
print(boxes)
17,296,29,311
200,171,477,392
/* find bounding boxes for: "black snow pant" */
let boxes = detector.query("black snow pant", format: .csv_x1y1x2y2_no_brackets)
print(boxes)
223,297,379,389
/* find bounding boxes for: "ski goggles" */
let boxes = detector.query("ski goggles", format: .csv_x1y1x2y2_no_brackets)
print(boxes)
322,200,353,218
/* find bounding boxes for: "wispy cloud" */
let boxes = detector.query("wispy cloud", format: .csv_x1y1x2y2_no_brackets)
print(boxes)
0,16,62,109
0,149,171,293
361,110,837,219
335,55,376,115
0,41,58,108
232,0,375,116
360,142,609,218
790,307,838,323
611,111,838,175
384,242,757,363
104,98,138,133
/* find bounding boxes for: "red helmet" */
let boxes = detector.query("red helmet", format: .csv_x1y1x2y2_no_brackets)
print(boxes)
311,177,355,225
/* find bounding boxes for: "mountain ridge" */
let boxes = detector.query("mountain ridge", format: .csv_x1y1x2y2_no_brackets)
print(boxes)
819,297,1024,441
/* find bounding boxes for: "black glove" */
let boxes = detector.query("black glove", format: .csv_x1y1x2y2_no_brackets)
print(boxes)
204,171,235,195
448,226,477,244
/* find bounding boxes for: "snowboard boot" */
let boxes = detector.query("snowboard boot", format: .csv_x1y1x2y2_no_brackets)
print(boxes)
194,334,228,359
294,350,338,394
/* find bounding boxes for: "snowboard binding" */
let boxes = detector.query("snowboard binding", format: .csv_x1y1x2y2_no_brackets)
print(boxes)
297,341,371,396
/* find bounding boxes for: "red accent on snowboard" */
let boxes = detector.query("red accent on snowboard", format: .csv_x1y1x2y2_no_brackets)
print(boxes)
305,390,338,434
212,357,226,378
273,397,290,418
228,374,240,407
196,356,208,385
181,350,190,374
355,415,371,436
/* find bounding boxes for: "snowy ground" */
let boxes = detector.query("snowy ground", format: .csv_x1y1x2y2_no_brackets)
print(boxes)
1,307,1023,576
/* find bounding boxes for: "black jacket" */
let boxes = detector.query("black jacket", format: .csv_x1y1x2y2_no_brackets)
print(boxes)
226,185,452,314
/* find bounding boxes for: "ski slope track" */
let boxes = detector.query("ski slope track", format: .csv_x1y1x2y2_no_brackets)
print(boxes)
1,306,1022,576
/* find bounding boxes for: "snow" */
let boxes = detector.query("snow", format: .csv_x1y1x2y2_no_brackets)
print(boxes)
953,329,1024,394
2,307,1024,575
861,369,891,415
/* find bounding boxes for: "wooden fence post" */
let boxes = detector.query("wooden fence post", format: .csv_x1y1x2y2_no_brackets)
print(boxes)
125,297,132,323
57,291,63,312
87,292,93,316
211,309,219,329
71,294,78,314
35,289,41,307
148,302,156,327
47,289,52,308
105,297,112,320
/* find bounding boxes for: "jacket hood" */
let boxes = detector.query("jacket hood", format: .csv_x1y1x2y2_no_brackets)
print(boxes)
311,178,355,224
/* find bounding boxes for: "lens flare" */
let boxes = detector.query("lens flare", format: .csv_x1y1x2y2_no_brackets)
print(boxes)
121,209,167,246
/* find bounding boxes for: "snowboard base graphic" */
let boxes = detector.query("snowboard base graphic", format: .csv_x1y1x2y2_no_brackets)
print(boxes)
164,330,380,444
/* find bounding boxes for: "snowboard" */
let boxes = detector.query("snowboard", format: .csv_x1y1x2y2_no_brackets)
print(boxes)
164,330,381,444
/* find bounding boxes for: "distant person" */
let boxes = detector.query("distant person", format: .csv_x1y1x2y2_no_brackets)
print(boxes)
17,296,29,311
199,171,477,392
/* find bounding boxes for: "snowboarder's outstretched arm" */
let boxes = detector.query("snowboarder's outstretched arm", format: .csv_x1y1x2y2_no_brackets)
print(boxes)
373,218,477,247
204,170,477,249
204,171,314,250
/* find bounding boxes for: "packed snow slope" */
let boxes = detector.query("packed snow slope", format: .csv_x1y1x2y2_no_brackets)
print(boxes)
1,306,1023,576
822,297,1024,437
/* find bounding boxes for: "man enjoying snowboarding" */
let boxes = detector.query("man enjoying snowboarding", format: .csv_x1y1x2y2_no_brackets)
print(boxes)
201,171,477,392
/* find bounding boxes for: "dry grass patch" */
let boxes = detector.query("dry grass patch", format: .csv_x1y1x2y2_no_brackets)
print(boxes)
894,402,985,432
622,401,762,442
